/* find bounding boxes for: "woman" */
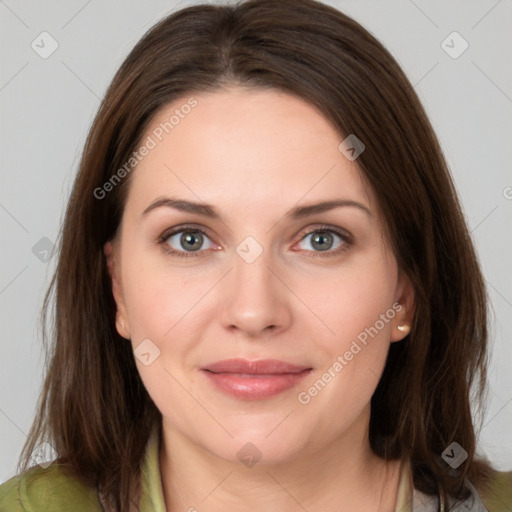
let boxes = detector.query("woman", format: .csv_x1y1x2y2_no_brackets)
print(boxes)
1,0,510,510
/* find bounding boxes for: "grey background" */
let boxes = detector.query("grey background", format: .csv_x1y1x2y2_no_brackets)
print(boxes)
1,0,511,481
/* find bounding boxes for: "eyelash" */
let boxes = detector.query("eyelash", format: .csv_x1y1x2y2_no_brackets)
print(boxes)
158,224,352,259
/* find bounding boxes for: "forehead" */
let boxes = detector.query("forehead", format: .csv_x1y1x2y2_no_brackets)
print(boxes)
125,86,374,216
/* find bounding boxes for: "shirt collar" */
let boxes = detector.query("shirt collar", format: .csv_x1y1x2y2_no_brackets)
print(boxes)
137,424,484,512
395,458,414,511
139,422,167,512
138,424,417,512
394,459,488,512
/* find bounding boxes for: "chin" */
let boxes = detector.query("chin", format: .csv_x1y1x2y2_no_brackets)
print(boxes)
205,426,308,467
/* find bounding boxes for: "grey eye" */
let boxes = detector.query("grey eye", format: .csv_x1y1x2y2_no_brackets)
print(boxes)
166,230,214,252
297,230,345,252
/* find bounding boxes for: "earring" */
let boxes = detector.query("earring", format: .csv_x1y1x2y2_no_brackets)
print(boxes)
397,324,410,334
117,320,130,340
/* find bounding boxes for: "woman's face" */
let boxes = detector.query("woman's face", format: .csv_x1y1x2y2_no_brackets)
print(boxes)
106,86,414,465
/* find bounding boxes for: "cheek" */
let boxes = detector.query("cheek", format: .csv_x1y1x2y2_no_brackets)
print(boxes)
120,245,210,341
302,253,398,351
119,256,210,420
293,253,398,409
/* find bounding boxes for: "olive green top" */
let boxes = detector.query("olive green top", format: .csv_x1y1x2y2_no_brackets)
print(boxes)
1,425,511,511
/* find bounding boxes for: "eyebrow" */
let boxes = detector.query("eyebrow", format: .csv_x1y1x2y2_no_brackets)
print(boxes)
142,197,372,220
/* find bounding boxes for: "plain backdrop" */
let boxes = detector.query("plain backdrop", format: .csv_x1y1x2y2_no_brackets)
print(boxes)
1,0,511,481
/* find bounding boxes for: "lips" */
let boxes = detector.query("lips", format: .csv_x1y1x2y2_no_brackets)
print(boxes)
203,358,311,374
201,358,312,400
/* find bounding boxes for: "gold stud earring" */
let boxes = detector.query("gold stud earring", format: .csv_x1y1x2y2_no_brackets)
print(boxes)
397,324,410,334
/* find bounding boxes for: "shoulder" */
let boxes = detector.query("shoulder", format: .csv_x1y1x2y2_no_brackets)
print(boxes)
475,469,512,511
0,462,102,512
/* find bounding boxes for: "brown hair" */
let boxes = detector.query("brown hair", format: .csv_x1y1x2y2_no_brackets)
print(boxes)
18,0,494,509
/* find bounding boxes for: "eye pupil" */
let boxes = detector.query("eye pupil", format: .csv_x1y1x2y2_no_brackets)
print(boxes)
312,231,333,251
181,231,203,251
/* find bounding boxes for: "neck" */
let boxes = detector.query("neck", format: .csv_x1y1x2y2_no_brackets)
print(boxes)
159,413,402,512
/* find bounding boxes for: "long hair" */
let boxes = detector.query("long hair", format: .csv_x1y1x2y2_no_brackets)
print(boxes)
18,0,493,510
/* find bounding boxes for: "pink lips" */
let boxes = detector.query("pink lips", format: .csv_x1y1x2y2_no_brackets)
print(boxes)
202,358,312,400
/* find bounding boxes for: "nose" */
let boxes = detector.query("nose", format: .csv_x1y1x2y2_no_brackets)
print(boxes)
219,249,292,339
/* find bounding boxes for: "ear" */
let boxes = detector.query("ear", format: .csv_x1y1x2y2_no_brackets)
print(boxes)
104,240,131,339
390,271,415,343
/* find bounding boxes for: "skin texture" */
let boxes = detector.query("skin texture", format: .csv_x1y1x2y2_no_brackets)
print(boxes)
105,86,415,512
